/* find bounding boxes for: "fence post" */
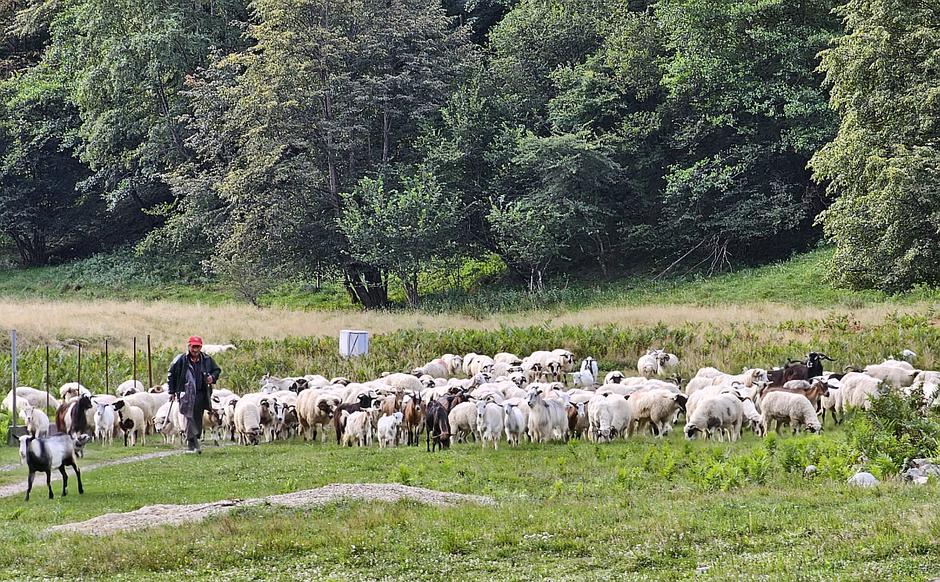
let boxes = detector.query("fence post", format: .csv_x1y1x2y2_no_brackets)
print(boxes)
10,329,17,430
105,339,110,394
147,335,153,390
77,342,82,391
45,345,49,409
133,337,137,388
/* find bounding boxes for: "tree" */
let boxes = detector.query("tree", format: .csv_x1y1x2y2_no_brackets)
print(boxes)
203,0,474,307
811,0,940,291
0,73,95,265
655,0,841,269
338,170,460,307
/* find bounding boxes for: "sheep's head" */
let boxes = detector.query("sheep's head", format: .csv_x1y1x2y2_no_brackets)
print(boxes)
607,371,624,384
684,423,699,440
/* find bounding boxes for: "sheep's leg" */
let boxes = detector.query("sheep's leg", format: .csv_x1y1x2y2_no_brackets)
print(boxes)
45,470,53,500
59,466,68,496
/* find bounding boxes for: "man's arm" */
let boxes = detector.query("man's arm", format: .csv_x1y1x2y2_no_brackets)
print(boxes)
167,354,183,394
206,356,221,385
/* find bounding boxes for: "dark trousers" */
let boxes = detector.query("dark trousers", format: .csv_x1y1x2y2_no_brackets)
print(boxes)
185,391,208,449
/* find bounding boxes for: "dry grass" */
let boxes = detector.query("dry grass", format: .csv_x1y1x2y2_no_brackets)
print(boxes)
0,298,937,348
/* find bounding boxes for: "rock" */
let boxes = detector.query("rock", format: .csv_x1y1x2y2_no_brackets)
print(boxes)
695,566,709,575
903,468,925,481
913,476,929,486
804,465,817,479
911,458,930,468
847,472,879,487
923,464,940,477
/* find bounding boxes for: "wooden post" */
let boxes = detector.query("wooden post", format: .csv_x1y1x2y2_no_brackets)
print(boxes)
147,335,153,390
10,329,17,429
133,337,137,388
45,345,50,409
105,339,110,394
77,342,82,390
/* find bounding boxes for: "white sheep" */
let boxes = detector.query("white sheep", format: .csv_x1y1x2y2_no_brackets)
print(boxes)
760,391,821,435
154,400,181,444
863,363,918,388
117,379,144,396
58,382,90,400
201,343,237,355
113,401,146,446
494,352,522,365
603,371,625,384
440,354,464,376
448,401,479,443
637,353,661,378
502,403,526,446
234,399,263,445
476,400,504,450
377,412,404,448
626,389,686,437
684,393,744,442
840,372,883,411
412,359,449,378
3,387,60,413
568,370,595,389
591,394,631,442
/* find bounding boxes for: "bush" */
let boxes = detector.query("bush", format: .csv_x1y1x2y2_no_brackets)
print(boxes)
846,389,940,475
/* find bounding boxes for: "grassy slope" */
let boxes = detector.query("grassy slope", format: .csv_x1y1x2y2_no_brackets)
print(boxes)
2,248,938,312
0,433,935,580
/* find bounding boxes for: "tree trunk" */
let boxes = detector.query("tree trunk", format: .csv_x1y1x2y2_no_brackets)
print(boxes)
343,264,388,308
10,230,47,267
400,270,419,308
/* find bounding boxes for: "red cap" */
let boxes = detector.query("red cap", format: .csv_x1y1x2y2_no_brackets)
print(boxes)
188,336,203,346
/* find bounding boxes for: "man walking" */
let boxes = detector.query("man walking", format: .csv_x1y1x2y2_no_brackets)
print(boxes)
167,336,221,453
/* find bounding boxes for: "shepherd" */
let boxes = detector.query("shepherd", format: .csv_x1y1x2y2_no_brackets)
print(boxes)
167,336,222,453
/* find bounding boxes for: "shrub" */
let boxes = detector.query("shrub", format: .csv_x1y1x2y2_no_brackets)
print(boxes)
847,389,940,474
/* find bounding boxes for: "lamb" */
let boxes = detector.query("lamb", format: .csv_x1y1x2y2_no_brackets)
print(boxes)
3,387,60,413
154,400,181,444
19,433,90,501
342,410,374,447
760,391,821,435
740,397,764,436
567,402,588,439
93,402,117,445
684,393,744,442
502,402,526,446
20,405,50,438
568,370,595,389
113,400,146,446
476,400,504,450
440,354,463,376
377,412,404,448
526,387,568,443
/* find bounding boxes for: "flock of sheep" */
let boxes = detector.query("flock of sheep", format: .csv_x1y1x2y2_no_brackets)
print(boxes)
6,346,937,457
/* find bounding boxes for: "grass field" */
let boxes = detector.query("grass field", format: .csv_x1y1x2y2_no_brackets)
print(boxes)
0,428,937,581
1,249,939,580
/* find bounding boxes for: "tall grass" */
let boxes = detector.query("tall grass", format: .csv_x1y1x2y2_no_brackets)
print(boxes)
2,312,936,393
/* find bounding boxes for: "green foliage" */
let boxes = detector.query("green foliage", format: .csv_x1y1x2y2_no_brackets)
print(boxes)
339,170,461,306
847,389,940,474
811,0,940,291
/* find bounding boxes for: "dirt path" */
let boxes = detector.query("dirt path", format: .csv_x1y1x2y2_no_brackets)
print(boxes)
46,483,494,536
0,450,184,499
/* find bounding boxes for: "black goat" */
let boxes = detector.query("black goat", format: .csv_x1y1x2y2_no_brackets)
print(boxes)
19,434,90,501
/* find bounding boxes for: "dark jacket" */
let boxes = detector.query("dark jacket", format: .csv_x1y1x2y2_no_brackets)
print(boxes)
167,352,221,417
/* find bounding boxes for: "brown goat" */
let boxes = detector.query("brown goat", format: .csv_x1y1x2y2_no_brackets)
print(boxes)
402,392,425,446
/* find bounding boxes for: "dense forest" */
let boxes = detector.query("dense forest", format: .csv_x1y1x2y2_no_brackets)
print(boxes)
0,0,937,306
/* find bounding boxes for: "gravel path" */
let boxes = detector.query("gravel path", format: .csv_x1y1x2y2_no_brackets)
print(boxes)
46,483,495,536
0,450,185,499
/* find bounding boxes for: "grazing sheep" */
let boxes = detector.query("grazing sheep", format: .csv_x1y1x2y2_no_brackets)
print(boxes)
19,433,90,501
863,363,918,388
413,359,449,379
21,405,50,438
591,394,631,442
234,399,263,445
740,397,764,436
448,401,479,443
684,393,744,442
760,391,821,435
494,352,522,366
377,412,404,448
4,387,60,413
626,389,686,437
476,400,504,450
